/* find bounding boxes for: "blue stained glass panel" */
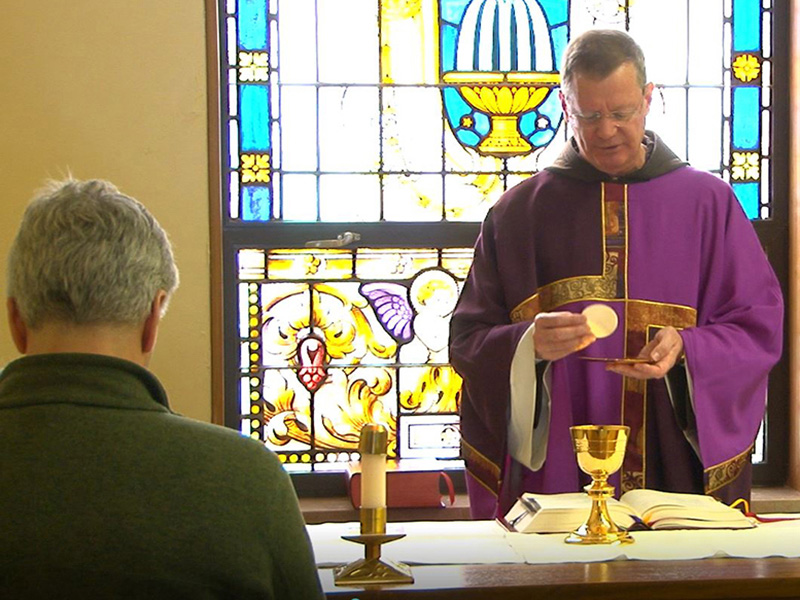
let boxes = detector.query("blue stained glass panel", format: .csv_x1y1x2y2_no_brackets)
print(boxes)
240,85,270,151
551,23,569,65
732,0,760,52
238,0,268,51
733,182,759,219
441,0,471,23
540,0,569,25
242,186,272,221
732,87,760,150
440,23,458,72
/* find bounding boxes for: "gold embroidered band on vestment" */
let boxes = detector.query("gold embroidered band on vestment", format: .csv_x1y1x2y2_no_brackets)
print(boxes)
704,443,754,494
462,438,501,497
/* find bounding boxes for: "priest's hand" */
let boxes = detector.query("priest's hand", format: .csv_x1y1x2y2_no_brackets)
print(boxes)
533,311,596,361
606,326,684,380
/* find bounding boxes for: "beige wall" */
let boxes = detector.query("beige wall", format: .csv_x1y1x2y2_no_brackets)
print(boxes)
0,2,212,421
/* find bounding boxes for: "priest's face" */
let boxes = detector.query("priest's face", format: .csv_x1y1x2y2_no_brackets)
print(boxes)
560,62,654,177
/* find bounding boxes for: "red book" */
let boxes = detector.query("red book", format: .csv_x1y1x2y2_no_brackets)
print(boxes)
346,461,456,509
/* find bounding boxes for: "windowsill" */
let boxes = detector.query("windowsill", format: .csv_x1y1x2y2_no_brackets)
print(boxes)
301,486,800,525
751,486,800,513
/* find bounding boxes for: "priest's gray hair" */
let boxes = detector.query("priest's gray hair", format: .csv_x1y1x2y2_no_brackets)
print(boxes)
6,178,179,329
560,29,647,99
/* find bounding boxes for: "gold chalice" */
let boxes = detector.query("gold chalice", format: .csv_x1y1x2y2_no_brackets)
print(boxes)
565,425,634,545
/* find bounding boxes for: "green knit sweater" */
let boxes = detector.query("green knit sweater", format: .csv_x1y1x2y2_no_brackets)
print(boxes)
0,353,324,599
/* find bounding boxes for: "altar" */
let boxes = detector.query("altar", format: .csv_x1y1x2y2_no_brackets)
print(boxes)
309,518,800,599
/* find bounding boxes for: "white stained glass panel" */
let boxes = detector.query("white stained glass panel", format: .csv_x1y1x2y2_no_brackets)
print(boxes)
506,145,551,174
382,88,444,172
383,174,444,222
238,283,250,337
354,249,438,280
398,414,461,459
319,174,380,221
240,342,249,370
763,60,772,107
226,17,237,66
278,0,317,84
443,127,503,174
228,71,238,116
445,173,502,222
630,0,687,86
282,174,318,221
648,87,688,163
229,172,240,219
688,87,723,172
280,86,318,172
318,0,379,84
319,87,380,173
380,0,437,84
689,0,724,85
240,378,250,420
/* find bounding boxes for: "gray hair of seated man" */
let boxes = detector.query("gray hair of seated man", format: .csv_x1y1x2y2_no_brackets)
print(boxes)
7,178,179,329
560,29,648,99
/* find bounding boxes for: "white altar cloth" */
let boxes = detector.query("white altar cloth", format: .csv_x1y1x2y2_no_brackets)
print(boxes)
309,520,523,567
308,516,800,568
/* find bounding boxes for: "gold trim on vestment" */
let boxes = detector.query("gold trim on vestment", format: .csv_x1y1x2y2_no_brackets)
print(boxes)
462,438,501,496
510,182,619,322
704,443,754,494
627,300,697,331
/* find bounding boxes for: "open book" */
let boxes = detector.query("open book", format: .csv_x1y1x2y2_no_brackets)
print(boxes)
504,489,756,533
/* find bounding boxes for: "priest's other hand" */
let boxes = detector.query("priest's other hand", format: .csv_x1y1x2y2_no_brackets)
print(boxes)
533,311,596,361
606,326,685,380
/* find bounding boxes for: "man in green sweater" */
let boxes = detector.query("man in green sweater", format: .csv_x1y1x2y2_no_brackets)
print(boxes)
0,179,324,599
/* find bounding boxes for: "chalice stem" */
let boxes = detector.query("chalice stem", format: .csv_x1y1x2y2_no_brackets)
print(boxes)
586,478,622,535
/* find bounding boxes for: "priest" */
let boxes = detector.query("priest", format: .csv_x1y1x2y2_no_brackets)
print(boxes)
449,29,784,519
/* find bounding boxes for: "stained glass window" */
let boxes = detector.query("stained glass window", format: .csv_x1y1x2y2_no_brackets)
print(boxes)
219,0,777,470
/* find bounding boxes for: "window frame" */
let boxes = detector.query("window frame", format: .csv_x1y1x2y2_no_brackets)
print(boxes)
205,0,791,491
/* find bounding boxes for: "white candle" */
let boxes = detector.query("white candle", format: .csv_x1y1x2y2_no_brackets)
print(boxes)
360,453,386,509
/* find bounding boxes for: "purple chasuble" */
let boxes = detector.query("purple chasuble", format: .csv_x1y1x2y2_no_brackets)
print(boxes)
450,133,783,519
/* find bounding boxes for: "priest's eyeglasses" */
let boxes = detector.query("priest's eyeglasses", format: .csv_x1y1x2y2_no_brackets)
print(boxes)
568,101,644,127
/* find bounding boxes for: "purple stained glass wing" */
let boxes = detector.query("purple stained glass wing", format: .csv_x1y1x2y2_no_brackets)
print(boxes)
360,282,414,343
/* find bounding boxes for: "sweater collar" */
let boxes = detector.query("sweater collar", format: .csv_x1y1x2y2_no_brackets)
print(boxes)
0,353,171,412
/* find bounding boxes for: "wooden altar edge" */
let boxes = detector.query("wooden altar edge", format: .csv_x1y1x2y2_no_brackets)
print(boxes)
321,558,800,599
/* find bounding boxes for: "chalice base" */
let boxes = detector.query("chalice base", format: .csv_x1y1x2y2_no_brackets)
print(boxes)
477,115,532,157
565,495,634,545
565,521,634,545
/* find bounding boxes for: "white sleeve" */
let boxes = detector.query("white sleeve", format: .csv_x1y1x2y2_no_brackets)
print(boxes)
507,322,551,470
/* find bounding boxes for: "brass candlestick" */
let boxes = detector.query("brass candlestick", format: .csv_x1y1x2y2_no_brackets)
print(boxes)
334,424,414,586
565,425,634,545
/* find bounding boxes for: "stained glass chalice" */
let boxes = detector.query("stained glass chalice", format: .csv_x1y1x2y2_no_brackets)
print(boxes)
565,425,634,545
442,71,560,157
